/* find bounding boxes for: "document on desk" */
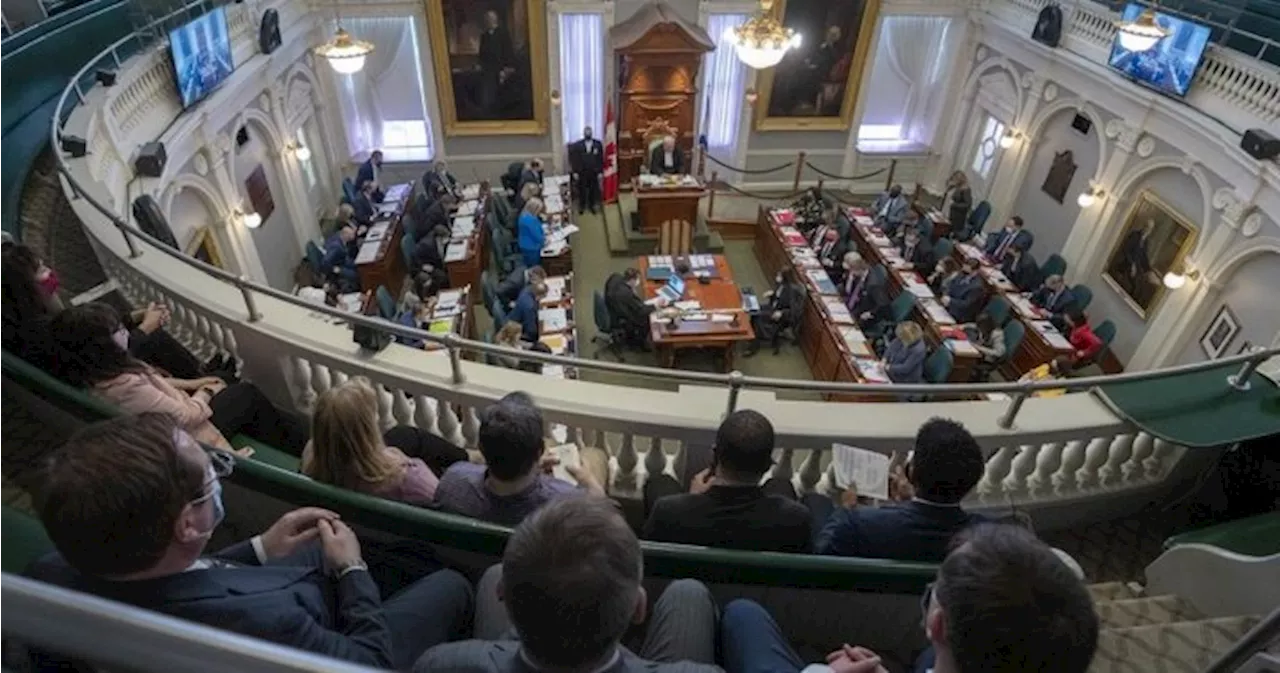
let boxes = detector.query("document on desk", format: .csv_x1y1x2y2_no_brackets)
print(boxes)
355,241,380,264
461,184,481,199
853,215,874,227
384,183,411,203
435,289,464,311
544,175,571,190
457,199,480,216
1008,293,1038,317
920,298,956,325
548,224,580,242
375,201,400,216
543,365,567,380
647,255,674,269
822,297,856,324
543,276,568,303
1034,321,1073,350
853,358,892,384
539,307,568,333
711,313,736,324
451,216,475,236
674,300,702,311
542,240,569,257
444,241,469,263
840,327,872,357
903,275,934,298
957,243,985,262
772,209,796,225
544,194,565,214
947,339,980,357
806,269,837,295
982,267,1015,290
780,226,807,247
868,233,893,247
540,333,570,355
364,222,391,242
831,443,890,500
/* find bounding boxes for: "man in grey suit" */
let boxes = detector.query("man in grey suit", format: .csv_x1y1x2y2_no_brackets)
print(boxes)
870,184,909,233
416,497,721,673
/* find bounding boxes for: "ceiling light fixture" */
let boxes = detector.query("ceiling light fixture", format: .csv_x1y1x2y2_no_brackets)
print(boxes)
314,20,374,75
1116,4,1170,53
724,0,801,70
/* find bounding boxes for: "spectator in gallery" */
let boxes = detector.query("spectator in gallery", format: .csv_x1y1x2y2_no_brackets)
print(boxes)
301,378,469,506
722,523,1099,673
642,410,811,553
746,268,805,357
433,392,606,525
416,497,720,673
882,321,927,384
517,197,546,269
31,413,473,670
815,417,987,562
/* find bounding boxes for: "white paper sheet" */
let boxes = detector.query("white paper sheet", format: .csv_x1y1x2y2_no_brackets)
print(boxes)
831,443,890,500
355,241,380,264
444,241,468,263
457,199,479,216
461,184,481,199
539,307,568,332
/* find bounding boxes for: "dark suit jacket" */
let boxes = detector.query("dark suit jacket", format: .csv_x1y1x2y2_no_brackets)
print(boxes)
569,138,605,176
1030,286,1077,316
643,485,812,553
768,282,806,327
605,273,653,328
984,228,1033,258
815,237,847,272
356,160,377,189
28,543,394,667
518,168,543,193
352,194,376,225
648,146,684,175
509,286,540,342
845,271,890,321
816,500,988,563
424,171,458,200
946,273,985,323
416,640,719,673
898,237,935,271
411,199,451,241
1002,253,1040,291
496,267,529,305
413,235,446,272
322,233,356,274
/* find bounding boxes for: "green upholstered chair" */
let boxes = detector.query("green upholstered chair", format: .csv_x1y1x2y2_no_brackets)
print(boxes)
985,295,1011,326
1041,253,1067,279
924,347,954,384
1072,284,1094,311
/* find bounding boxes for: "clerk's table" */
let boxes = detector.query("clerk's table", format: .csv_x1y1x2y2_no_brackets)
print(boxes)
639,254,753,372
634,174,705,234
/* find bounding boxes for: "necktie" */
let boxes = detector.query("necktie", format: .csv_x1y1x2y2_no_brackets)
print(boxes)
846,276,863,311
996,231,1013,259
1049,289,1061,310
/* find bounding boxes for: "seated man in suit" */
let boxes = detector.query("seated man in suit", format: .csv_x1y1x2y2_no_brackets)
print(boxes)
815,417,987,562
984,215,1034,262
1030,274,1078,330
351,181,379,225
423,160,458,201
412,224,453,297
355,149,384,202
518,158,544,193
31,413,473,669
322,223,360,292
841,254,891,328
417,497,720,673
1001,244,1040,291
507,281,548,343
746,268,805,357
411,194,457,242
722,523,1099,673
648,136,684,175
870,184,909,234
496,265,547,308
642,410,811,553
941,257,985,323
605,268,665,349
815,227,847,278
898,225,935,271
433,393,605,527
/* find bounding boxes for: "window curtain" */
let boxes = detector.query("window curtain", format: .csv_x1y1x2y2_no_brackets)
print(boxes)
878,15,954,145
699,14,749,154
331,16,434,159
558,13,605,142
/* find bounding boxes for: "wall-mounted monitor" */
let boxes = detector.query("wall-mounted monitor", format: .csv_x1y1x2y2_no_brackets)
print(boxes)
169,6,235,109
1107,3,1210,98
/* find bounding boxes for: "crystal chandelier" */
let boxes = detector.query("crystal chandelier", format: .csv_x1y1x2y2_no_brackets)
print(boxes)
1115,5,1169,53
315,24,375,75
724,0,801,70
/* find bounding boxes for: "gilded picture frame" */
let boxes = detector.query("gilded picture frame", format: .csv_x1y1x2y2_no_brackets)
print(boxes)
425,0,549,136
1101,190,1198,320
184,226,225,269
753,0,881,132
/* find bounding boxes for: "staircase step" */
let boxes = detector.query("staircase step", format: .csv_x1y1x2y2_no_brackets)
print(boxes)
1089,615,1262,673
1087,581,1142,603
1094,595,1202,629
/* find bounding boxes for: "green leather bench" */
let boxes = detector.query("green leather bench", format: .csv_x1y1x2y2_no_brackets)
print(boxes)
1164,512,1280,558
2,349,937,592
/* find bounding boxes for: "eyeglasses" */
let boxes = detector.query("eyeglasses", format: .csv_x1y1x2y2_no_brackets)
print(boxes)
920,581,935,618
190,449,235,504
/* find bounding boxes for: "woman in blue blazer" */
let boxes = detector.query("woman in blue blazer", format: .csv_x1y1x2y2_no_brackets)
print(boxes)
516,197,546,269
883,321,927,384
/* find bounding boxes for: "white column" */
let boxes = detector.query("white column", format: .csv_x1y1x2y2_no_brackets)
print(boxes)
269,83,322,251
207,137,269,284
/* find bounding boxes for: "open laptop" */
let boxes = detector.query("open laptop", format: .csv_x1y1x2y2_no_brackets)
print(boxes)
657,274,686,303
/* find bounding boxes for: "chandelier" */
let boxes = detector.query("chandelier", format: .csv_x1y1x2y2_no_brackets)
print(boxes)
724,0,801,70
315,25,375,75
1115,5,1169,53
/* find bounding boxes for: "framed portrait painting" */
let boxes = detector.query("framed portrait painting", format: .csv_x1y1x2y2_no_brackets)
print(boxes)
184,227,224,269
754,0,880,131
426,0,549,136
1101,191,1197,320
1199,305,1240,360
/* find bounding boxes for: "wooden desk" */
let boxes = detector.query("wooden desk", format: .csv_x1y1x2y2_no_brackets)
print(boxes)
634,177,705,234
639,255,753,372
842,208,982,383
540,175,575,277
356,192,411,297
753,207,895,402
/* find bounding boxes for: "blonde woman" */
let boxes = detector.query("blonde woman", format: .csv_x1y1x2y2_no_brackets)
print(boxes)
517,197,546,268
301,378,468,505
492,320,526,370
514,180,540,212
882,321,927,384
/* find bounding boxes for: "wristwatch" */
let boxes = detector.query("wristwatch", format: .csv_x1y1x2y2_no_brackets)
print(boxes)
333,559,368,580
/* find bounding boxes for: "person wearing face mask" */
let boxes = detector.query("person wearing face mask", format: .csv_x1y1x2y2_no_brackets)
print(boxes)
926,258,961,296
940,258,985,323
568,126,604,214
424,160,459,201
870,184,909,233
999,242,1040,291
816,227,848,280
48,303,309,455
841,254,891,329
605,267,666,350
898,225,936,271
29,413,475,669
983,216,1033,262
746,269,805,357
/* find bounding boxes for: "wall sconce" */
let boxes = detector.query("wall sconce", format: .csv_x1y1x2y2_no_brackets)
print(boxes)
745,87,759,104
1076,184,1105,207
998,129,1023,149
287,141,311,162
234,208,263,229
1162,267,1200,289
550,89,562,107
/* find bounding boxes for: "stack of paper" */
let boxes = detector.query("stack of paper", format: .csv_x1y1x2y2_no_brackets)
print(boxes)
902,274,934,298
384,183,412,203
854,358,891,383
540,333,570,355
982,267,1015,290
647,255,674,269
957,243,985,263
681,313,709,321
543,194,565,215
710,313,736,324
780,227,806,247
1033,320,1073,350
460,184,481,199
457,199,480,216
920,298,956,325
830,443,890,500
547,223,580,242
822,297,855,324
543,276,568,303
355,241,380,264
364,222,391,242
674,300,702,311
451,216,475,237
539,307,568,333
840,326,872,357
947,339,980,357
1008,293,1039,318
806,269,837,295
773,209,796,225
543,174,571,190
444,241,469,263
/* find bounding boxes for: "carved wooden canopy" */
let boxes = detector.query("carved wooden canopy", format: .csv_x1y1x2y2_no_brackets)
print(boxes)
610,1,714,54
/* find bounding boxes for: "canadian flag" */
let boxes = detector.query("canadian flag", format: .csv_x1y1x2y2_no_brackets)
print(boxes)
602,100,618,204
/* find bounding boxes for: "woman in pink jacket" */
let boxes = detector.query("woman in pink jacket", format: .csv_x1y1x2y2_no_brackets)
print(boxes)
49,303,308,455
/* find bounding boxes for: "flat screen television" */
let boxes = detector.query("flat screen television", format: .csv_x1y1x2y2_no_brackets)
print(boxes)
1107,3,1211,97
169,6,235,109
